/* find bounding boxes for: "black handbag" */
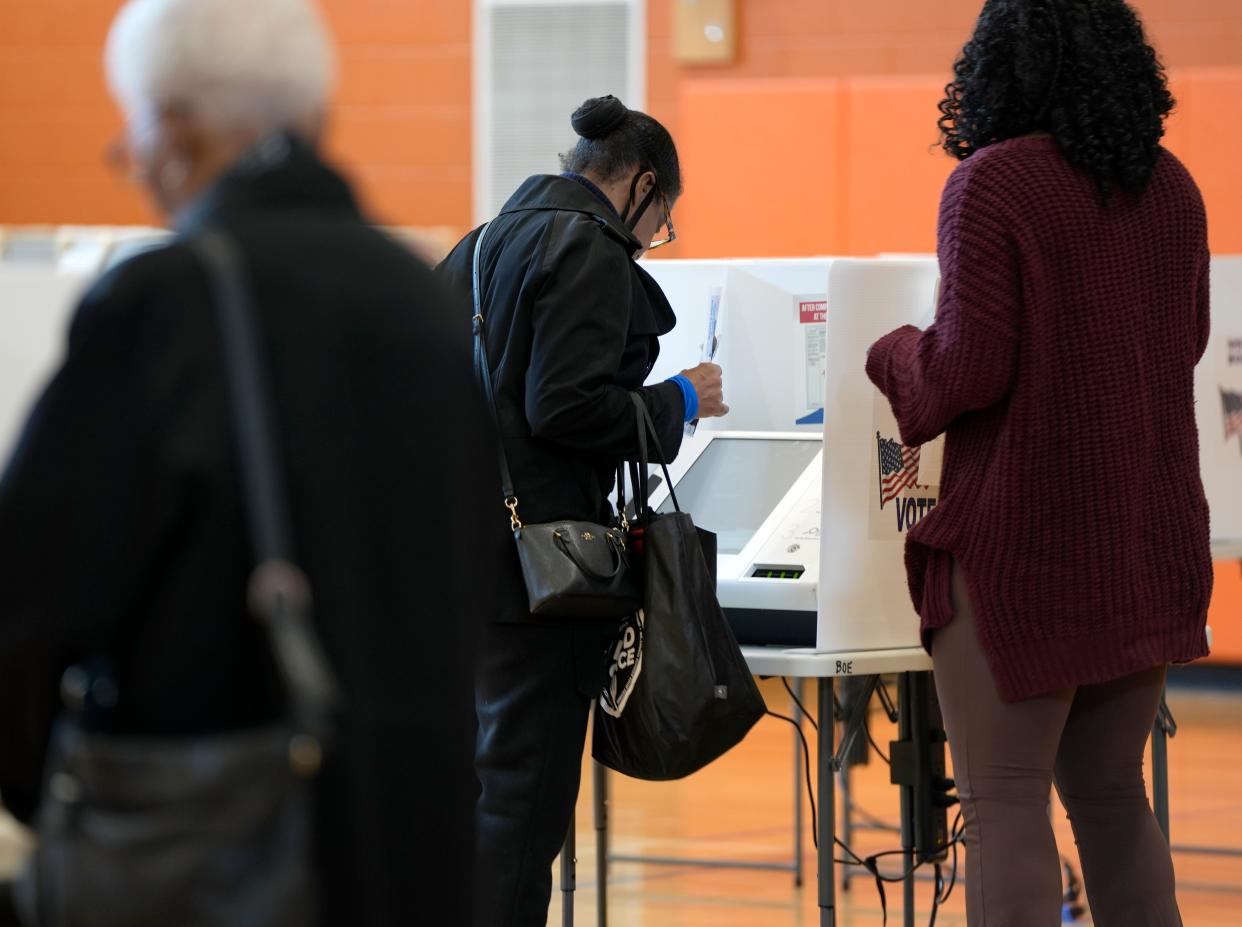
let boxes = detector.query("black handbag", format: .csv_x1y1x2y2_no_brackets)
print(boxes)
471,222,642,620
15,230,343,927
591,395,766,780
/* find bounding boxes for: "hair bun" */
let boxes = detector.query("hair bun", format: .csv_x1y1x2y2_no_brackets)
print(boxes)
571,96,629,140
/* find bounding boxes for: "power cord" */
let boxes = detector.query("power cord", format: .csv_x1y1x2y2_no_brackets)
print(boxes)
928,811,965,927
867,724,892,765
764,708,819,848
780,677,818,731
766,678,966,927
783,675,893,765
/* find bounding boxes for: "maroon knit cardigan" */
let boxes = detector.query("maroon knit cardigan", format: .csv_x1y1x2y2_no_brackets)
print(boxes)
866,136,1212,701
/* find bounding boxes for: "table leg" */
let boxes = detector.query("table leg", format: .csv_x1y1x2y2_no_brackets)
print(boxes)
897,673,917,927
840,756,852,893
793,676,805,888
593,761,608,927
818,677,836,927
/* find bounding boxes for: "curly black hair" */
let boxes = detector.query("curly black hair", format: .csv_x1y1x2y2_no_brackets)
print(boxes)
938,0,1175,202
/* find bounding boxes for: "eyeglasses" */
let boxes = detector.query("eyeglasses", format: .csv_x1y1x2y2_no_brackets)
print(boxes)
648,196,677,251
103,105,182,181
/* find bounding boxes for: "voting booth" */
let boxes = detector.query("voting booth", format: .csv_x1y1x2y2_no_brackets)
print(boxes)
643,258,835,644
647,255,943,651
643,256,945,649
647,429,823,645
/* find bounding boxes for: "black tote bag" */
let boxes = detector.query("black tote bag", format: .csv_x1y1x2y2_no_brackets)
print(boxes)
591,396,765,781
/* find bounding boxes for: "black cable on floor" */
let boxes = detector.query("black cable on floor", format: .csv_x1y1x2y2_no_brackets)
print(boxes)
780,677,818,730
928,863,945,927
877,678,898,721
866,724,891,765
765,709,819,848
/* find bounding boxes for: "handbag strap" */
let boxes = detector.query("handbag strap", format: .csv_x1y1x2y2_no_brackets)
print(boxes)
473,222,636,532
472,223,527,531
630,393,680,517
191,231,341,761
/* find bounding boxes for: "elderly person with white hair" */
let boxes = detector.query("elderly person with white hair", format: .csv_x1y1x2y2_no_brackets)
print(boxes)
0,1,494,925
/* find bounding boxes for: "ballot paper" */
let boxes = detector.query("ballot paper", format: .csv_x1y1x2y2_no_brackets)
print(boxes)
685,286,722,436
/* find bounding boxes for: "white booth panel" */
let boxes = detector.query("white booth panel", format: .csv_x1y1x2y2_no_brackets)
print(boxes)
643,258,835,433
819,258,940,652
0,267,90,465
640,259,729,387
1198,256,1242,547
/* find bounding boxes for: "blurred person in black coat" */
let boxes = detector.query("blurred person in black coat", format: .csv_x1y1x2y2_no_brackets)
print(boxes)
0,0,494,923
439,95,728,927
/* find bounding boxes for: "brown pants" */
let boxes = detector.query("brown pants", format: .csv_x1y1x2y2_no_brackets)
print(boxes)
931,565,1182,926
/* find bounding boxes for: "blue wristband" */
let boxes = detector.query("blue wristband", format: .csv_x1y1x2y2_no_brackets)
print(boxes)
667,375,699,422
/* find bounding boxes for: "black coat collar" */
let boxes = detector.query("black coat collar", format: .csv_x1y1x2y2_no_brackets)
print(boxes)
497,175,643,253
177,133,362,235
496,175,674,335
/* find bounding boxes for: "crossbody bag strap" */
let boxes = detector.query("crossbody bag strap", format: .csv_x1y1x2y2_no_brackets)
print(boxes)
472,223,528,531
191,231,341,761
474,221,631,532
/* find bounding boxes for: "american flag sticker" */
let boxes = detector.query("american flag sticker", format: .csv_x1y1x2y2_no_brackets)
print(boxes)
870,391,940,540
877,434,922,508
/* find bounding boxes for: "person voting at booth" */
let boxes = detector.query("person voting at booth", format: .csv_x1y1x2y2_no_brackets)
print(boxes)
0,1,492,924
865,1,1211,924
438,96,727,927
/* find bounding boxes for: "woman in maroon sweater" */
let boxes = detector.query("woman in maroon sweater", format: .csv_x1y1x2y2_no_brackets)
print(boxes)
867,1,1211,923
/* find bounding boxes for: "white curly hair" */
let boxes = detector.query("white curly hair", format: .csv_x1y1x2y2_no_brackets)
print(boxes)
105,0,336,137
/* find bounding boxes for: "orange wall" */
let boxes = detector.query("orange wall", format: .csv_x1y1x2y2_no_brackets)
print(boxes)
665,68,1242,259
3,1,1240,236
0,0,472,228
646,0,1242,259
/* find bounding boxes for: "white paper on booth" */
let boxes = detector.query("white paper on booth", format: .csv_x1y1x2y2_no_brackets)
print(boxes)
917,435,945,487
796,294,828,421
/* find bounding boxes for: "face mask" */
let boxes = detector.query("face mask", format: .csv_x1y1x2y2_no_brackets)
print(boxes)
620,170,658,231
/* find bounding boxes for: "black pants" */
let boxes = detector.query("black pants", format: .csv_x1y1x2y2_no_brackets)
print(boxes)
474,621,614,927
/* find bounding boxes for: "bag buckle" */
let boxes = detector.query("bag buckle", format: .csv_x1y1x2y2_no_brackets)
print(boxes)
505,496,523,531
